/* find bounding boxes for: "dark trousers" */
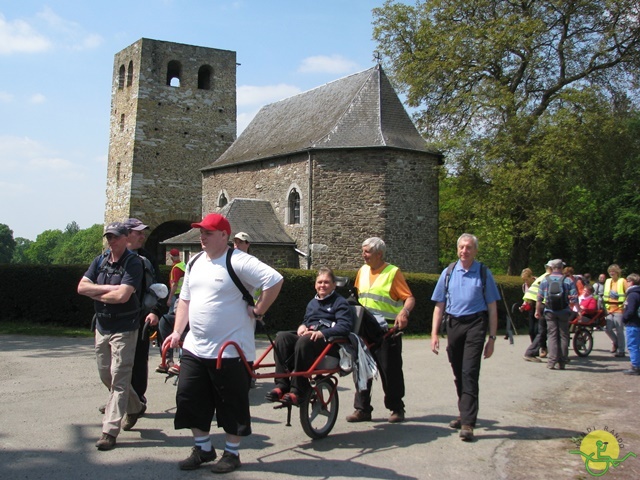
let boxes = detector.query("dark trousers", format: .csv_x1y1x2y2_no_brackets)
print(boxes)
526,304,537,342
273,331,336,396
524,315,549,357
446,315,487,428
131,323,149,404
354,334,405,413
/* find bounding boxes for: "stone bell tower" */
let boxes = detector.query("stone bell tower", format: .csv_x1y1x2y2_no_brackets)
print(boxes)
104,38,237,253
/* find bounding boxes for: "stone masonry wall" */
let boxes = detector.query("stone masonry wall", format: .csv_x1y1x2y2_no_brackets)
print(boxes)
202,147,440,273
105,38,237,231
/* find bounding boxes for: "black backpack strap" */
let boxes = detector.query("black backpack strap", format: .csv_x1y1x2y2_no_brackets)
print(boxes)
225,248,255,307
187,251,205,272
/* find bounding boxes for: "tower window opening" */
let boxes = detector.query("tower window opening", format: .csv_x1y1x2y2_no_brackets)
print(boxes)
127,60,133,87
198,65,213,90
118,65,125,89
167,60,182,87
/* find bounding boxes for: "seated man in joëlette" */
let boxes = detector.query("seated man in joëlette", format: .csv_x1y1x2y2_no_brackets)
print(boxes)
266,267,354,405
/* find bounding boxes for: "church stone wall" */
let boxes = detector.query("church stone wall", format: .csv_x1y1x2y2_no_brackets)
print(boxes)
202,147,439,273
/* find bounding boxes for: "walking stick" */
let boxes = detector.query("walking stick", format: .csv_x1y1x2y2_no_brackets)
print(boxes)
499,285,517,344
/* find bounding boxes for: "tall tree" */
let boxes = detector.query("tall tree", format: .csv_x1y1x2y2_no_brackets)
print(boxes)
373,0,640,273
0,224,16,264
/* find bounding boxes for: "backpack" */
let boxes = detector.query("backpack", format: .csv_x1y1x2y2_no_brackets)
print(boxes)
444,261,487,301
99,250,167,313
547,275,568,311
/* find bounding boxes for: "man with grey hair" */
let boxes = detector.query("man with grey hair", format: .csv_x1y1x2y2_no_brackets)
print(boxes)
535,259,577,370
346,236,415,423
431,233,500,441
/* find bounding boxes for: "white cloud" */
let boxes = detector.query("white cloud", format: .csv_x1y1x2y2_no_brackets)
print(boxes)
0,134,103,239
0,91,14,102
297,55,360,74
0,8,102,55
237,84,302,107
29,93,46,104
37,7,103,51
0,13,52,54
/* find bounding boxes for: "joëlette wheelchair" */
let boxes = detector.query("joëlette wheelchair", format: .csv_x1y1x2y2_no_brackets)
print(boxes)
160,277,396,439
569,309,607,357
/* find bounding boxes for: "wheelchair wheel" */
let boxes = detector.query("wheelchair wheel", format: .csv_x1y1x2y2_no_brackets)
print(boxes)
300,376,339,439
573,328,593,357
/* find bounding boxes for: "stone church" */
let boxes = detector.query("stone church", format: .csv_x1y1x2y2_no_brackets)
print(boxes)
105,38,442,273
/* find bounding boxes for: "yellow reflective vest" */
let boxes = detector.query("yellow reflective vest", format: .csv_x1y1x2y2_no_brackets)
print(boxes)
603,278,626,311
356,264,404,322
523,273,547,303
172,262,186,295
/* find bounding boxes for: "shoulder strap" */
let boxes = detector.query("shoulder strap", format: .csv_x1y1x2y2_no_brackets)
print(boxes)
226,248,255,307
187,251,205,272
445,261,488,305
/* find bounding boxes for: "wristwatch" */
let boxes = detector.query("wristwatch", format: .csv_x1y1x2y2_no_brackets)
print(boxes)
488,335,497,340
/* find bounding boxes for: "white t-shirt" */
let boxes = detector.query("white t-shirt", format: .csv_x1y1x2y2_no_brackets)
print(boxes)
181,249,283,361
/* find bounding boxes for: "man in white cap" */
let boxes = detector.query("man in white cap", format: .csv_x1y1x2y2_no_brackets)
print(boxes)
535,259,578,370
233,232,251,253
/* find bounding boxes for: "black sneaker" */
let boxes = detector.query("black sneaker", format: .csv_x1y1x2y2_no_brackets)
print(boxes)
122,404,147,431
211,451,241,474
96,433,116,451
179,446,217,470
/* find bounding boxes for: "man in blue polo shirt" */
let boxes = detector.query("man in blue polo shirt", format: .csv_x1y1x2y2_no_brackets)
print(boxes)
430,233,500,442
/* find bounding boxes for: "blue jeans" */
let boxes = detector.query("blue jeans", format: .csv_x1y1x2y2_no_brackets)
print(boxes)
626,325,640,368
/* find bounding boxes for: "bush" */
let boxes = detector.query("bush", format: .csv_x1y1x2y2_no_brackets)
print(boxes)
0,265,524,334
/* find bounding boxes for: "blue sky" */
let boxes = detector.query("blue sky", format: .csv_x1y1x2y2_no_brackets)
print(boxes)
0,0,396,240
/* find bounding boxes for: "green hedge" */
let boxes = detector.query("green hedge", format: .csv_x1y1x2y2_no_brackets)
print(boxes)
0,265,525,335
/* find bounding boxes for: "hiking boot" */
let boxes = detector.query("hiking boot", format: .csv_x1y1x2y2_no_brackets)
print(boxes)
623,367,640,375
179,446,217,470
610,344,618,353
523,355,541,363
346,409,372,423
211,451,241,474
449,418,462,429
96,433,116,451
614,352,626,358
460,425,474,442
388,410,405,423
122,403,147,431
539,348,548,358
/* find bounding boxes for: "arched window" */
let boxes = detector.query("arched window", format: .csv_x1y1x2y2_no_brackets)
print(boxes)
166,60,181,87
198,65,213,90
218,192,228,208
288,189,301,224
118,65,125,89
127,60,133,87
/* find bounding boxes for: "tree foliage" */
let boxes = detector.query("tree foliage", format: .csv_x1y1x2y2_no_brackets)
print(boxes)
373,0,640,273
0,224,16,264
13,223,103,265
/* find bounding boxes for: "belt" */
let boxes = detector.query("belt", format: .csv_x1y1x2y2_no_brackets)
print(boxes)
448,311,487,322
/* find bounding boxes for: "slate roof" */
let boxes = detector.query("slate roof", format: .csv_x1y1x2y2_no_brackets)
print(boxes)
161,199,296,246
204,65,439,170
